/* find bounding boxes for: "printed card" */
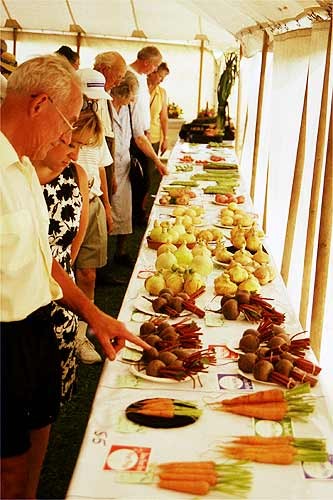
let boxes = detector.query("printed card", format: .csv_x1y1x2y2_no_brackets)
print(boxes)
301,455,333,480
104,445,151,472
217,373,253,390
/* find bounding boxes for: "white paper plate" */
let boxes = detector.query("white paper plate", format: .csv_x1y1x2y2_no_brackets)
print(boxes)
130,365,190,384
133,296,188,318
211,200,244,207
238,369,279,387
212,256,230,267
214,222,252,230
133,296,167,317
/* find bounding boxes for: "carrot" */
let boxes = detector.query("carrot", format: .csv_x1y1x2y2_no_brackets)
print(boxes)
222,388,284,406
158,471,217,486
223,445,296,465
158,479,211,495
159,461,216,470
232,436,293,446
133,408,174,418
222,401,288,420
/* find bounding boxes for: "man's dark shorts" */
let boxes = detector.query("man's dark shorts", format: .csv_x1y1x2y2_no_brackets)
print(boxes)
1,305,61,457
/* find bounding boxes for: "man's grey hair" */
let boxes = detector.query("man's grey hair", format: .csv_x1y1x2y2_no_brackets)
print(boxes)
111,71,138,99
7,54,80,104
137,46,161,61
94,51,126,70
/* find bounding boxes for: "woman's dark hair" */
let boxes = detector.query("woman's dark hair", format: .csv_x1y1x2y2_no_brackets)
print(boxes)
55,45,79,65
158,62,170,74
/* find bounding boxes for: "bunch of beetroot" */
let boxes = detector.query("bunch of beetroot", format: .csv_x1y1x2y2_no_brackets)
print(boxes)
219,292,285,324
138,318,216,383
237,320,320,388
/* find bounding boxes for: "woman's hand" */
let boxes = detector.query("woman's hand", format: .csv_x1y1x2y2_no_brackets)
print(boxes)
104,203,113,234
160,138,168,155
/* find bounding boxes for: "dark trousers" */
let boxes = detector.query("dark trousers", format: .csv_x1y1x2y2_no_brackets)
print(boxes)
130,141,149,224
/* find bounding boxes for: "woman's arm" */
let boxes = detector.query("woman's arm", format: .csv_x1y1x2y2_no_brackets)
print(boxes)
159,88,168,155
71,163,89,264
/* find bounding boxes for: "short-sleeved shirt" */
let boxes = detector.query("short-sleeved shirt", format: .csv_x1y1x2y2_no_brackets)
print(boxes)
77,137,112,200
128,66,151,132
0,132,62,321
150,85,166,143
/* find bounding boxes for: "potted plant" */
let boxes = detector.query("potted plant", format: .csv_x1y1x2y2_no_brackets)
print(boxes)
217,52,238,136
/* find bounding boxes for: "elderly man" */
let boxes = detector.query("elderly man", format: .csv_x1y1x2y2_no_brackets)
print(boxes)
128,46,168,226
0,54,148,499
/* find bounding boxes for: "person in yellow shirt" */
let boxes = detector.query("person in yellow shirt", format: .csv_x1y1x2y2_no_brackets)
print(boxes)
0,54,149,499
147,62,170,201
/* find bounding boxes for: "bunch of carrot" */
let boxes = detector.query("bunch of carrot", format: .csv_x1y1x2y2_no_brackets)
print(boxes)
128,398,201,420
157,460,252,496
209,383,315,421
220,435,328,465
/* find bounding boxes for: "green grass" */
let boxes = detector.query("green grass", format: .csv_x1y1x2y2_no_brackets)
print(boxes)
37,223,147,499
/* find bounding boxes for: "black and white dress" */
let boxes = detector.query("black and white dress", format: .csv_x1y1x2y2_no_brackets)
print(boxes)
43,163,82,402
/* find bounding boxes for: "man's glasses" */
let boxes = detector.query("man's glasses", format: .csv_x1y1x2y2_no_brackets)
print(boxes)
47,96,77,131
81,99,99,113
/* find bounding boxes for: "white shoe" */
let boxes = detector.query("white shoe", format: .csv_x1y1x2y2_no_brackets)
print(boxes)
76,338,102,364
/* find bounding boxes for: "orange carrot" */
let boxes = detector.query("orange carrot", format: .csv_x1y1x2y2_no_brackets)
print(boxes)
224,445,295,465
158,479,211,495
159,461,216,470
222,388,284,406
232,436,293,446
158,470,217,486
222,401,288,421
133,408,174,418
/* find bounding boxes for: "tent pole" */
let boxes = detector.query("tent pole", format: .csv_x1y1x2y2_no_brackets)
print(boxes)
309,96,333,360
299,21,332,328
76,32,82,55
235,44,243,157
12,27,17,56
250,31,269,201
281,77,308,284
197,39,204,115
263,160,269,234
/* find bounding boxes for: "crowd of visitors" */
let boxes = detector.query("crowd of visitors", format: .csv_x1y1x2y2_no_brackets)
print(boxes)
0,41,170,498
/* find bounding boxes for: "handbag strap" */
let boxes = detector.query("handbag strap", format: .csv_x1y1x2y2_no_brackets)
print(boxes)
128,104,134,139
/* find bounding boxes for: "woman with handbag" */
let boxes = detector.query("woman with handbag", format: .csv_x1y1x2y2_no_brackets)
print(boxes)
109,71,168,265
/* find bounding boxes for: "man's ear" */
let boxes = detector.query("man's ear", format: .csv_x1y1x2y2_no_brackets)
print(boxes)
28,93,49,118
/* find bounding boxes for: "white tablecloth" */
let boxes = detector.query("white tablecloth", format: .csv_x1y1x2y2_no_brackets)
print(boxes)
67,141,333,499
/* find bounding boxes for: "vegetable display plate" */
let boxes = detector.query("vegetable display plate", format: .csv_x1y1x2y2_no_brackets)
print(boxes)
212,200,244,206
133,296,189,318
214,222,252,230
130,365,190,384
146,237,196,250
238,369,279,387
212,256,229,267
125,398,201,428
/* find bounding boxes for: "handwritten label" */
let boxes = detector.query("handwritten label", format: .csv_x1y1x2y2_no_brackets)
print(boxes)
92,430,108,446
254,417,293,437
302,455,333,480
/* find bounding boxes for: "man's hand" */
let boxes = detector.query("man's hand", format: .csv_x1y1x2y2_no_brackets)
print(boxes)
89,310,150,361
155,159,168,176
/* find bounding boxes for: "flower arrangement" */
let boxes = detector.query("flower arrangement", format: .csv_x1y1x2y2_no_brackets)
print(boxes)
168,101,183,118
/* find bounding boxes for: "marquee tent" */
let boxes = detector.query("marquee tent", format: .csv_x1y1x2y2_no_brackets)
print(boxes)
1,0,332,390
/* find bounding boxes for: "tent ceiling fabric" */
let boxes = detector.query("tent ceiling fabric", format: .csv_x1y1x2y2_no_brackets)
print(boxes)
0,0,328,51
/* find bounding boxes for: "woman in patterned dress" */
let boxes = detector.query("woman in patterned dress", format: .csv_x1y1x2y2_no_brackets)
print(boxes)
34,108,103,402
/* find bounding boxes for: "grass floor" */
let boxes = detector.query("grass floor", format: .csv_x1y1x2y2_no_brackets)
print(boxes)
37,222,147,499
